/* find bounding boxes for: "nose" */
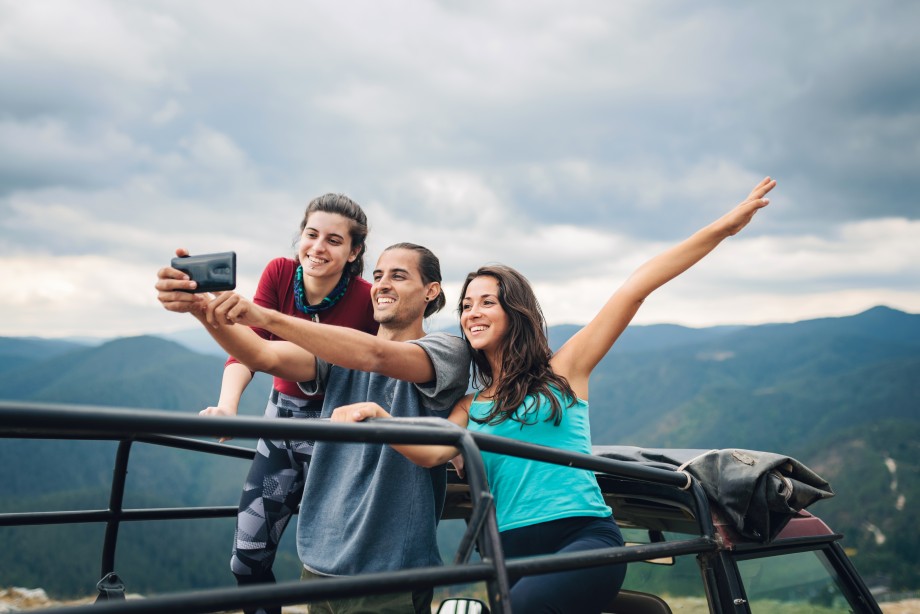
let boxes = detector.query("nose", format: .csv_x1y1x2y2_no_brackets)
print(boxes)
374,275,392,291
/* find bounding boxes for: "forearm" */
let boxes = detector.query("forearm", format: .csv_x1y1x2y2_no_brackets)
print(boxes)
618,176,773,302
392,443,460,468
259,311,434,382
196,311,273,369
557,193,767,382
330,402,461,467
196,312,315,381
621,221,728,302
215,363,254,414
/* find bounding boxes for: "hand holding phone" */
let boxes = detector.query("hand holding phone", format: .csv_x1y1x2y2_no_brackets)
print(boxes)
171,251,237,293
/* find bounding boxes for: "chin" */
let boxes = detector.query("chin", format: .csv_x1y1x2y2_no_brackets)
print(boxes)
467,338,489,351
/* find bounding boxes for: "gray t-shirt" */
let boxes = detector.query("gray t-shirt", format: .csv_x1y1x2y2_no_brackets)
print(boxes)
296,332,470,576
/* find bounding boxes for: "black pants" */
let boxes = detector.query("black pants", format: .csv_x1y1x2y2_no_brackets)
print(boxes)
500,515,627,614
230,391,320,614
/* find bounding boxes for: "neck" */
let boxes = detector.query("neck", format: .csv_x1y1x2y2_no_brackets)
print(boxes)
377,319,426,342
302,271,344,305
485,349,503,382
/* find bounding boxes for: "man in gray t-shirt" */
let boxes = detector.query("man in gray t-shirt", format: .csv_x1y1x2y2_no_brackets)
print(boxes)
298,333,468,577
157,242,469,613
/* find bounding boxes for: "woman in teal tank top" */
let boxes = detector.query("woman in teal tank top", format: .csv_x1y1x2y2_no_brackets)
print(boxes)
334,178,776,613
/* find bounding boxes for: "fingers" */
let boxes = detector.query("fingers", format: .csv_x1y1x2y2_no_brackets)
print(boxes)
747,176,776,201
156,267,197,291
156,266,198,313
204,292,241,327
198,406,233,442
449,454,466,479
155,249,196,311
157,284,206,313
330,406,367,422
330,403,383,422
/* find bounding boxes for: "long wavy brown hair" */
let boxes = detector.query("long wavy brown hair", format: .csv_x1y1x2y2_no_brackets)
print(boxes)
458,265,576,426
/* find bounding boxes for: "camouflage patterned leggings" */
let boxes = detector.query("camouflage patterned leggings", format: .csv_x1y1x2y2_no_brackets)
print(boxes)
230,391,320,614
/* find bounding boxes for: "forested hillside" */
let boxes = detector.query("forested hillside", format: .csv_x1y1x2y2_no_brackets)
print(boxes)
0,336,280,596
0,306,917,596
579,306,920,590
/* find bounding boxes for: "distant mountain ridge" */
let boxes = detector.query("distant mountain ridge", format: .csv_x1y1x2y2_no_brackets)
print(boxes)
0,305,917,595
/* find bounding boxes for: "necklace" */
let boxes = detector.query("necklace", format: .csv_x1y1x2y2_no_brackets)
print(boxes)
293,266,350,320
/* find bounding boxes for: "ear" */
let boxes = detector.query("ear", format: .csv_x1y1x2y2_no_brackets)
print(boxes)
348,245,361,263
425,282,441,303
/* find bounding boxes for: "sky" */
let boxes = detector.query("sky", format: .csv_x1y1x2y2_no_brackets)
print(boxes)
1,1,919,339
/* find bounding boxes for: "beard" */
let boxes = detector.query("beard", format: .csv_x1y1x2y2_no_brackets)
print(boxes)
373,299,424,328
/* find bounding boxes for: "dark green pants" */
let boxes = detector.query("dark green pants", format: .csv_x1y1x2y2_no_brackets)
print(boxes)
300,567,433,614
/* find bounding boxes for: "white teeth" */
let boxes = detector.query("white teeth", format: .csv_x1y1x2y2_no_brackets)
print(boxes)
377,297,395,304
470,325,487,333
308,256,327,265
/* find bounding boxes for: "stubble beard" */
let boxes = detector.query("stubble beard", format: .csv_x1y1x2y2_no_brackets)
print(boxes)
374,300,425,334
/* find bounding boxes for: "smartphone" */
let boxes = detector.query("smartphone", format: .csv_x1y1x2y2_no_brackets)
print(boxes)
171,251,237,293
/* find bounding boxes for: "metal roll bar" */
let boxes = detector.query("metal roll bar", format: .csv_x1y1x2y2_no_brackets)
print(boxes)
1,400,716,614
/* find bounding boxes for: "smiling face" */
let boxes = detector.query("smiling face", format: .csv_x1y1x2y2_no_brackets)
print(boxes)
371,248,439,330
460,275,509,355
297,211,360,280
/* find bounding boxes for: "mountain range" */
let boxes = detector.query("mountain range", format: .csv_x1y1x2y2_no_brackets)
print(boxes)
0,305,917,596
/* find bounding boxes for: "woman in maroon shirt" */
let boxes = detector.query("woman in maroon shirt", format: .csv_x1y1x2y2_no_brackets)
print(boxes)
203,194,377,614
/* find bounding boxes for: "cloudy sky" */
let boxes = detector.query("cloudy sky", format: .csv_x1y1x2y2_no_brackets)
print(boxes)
2,1,918,339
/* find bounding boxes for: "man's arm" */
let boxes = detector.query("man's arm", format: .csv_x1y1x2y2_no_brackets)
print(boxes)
329,397,472,468
192,310,317,382
204,292,437,384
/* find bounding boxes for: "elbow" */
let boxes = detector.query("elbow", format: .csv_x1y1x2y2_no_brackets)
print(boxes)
421,448,461,468
616,283,649,308
397,447,456,469
239,350,280,375
417,457,445,469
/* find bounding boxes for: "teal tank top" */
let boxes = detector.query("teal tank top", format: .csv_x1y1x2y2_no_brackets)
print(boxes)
467,387,612,532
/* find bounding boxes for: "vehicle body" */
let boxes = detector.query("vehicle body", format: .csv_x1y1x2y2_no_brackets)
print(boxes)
0,401,882,614
438,445,880,614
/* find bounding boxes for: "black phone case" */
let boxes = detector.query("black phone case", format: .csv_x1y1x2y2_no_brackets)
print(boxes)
171,251,236,293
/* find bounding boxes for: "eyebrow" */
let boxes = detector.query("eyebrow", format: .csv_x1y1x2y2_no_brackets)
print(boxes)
372,267,413,277
305,226,346,241
463,292,498,301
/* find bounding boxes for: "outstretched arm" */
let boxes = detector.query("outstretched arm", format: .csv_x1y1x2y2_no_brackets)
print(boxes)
197,315,317,382
554,177,775,397
204,292,438,384
329,396,473,467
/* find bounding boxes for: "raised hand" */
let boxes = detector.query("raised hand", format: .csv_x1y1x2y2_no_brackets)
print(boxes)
715,176,776,237
155,248,209,314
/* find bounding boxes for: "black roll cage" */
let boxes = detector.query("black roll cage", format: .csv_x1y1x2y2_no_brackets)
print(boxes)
0,400,720,614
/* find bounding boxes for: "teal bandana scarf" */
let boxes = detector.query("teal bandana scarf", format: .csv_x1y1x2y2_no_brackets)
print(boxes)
294,266,350,319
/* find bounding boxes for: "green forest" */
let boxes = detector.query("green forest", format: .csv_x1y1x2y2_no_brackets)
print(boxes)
0,305,917,597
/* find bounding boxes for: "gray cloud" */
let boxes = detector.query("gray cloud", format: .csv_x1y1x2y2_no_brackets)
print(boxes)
1,0,918,336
